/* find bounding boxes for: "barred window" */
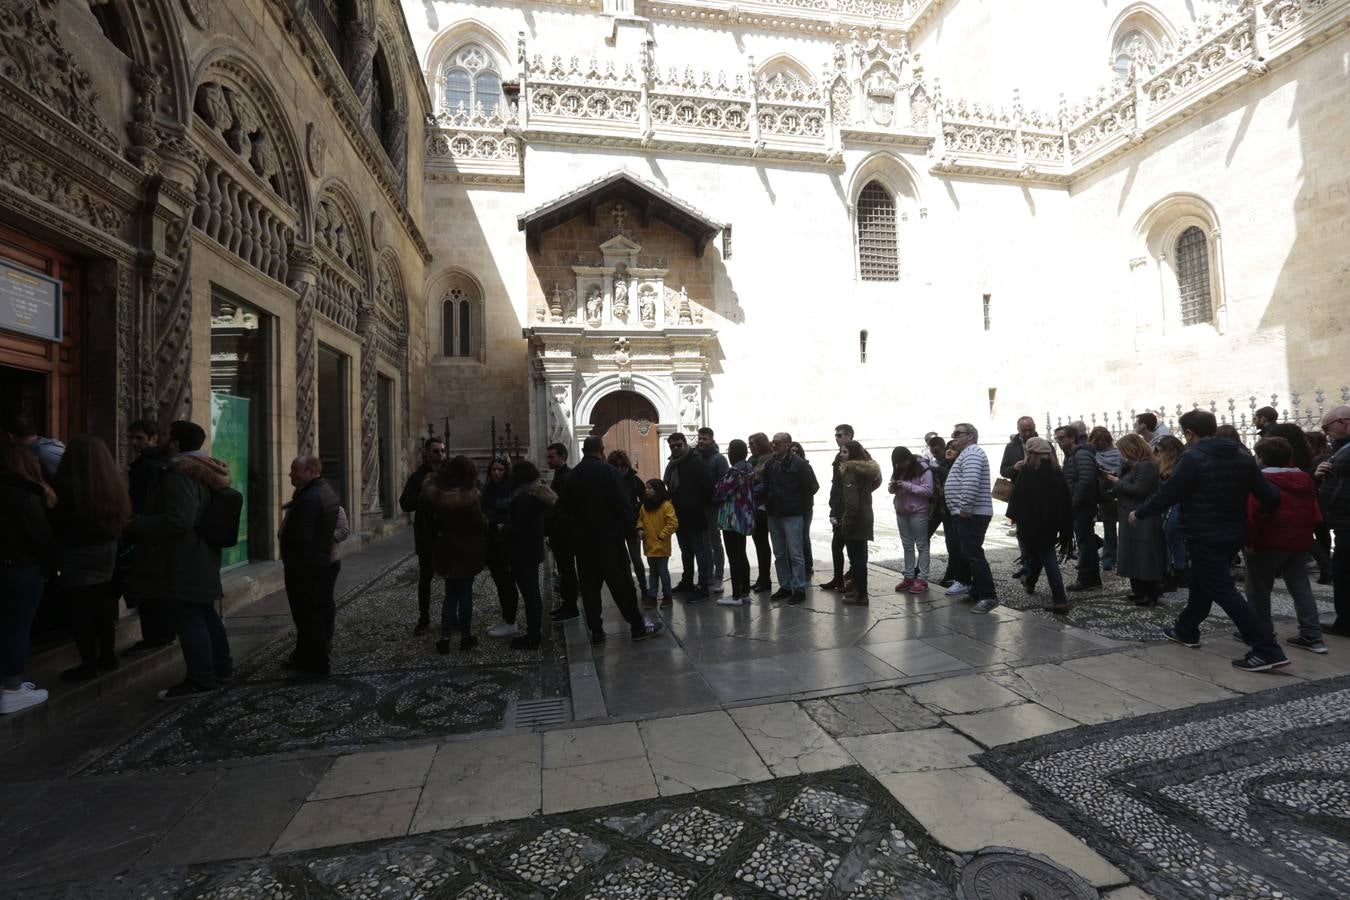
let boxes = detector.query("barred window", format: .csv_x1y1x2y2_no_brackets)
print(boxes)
856,181,898,281
1175,226,1213,326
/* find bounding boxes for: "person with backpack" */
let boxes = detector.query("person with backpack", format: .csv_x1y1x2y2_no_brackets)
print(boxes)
889,446,934,594
713,439,756,606
127,420,235,700
279,455,341,677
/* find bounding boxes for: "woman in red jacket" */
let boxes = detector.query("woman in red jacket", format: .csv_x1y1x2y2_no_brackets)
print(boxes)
1245,436,1325,654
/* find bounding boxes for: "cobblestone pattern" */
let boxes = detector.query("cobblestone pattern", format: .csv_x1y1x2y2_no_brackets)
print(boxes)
978,674,1350,898
19,768,955,899
86,559,568,774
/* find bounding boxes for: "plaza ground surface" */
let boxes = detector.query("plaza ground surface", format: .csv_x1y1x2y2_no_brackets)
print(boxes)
4,521,1350,899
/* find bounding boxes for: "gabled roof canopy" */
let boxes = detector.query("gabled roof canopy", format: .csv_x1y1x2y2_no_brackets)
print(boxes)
517,170,724,257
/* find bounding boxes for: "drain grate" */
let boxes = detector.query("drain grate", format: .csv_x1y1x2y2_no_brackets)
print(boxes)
508,697,571,728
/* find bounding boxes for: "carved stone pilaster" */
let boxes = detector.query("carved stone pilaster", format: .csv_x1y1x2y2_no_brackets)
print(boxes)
126,62,163,171
384,109,408,184
358,303,381,516
153,214,194,425
346,22,377,117
289,246,320,455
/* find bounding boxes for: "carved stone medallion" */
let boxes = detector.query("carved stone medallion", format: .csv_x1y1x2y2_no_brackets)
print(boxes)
370,211,383,250
181,0,211,30
306,122,326,177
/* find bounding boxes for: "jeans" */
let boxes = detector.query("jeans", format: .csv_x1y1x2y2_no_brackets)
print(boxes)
1334,528,1350,630
752,510,773,586
512,560,542,639
897,512,930,579
954,514,995,600
0,566,44,687
704,508,725,579
723,531,751,597
625,537,648,597
577,542,647,637
676,523,711,588
1024,546,1067,606
1073,508,1100,583
1101,512,1118,570
647,556,672,598
1163,504,1187,573
1244,550,1320,641
550,538,579,613
64,582,119,668
441,577,474,638
172,601,232,688
1175,541,1284,660
802,508,815,571
485,546,518,623
845,538,868,595
285,562,337,671
768,515,807,590
940,509,971,583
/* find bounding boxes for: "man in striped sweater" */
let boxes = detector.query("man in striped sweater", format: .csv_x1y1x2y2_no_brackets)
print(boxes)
945,423,999,613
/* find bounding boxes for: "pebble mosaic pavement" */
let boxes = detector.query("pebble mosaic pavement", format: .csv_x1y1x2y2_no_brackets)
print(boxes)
87,559,570,774
980,673,1350,900
18,767,956,899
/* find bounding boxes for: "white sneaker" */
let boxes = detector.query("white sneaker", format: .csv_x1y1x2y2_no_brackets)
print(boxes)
0,682,49,714
717,595,743,606
487,621,522,638
945,581,970,596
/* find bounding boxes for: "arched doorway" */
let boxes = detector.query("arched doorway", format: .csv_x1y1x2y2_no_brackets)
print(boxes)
589,390,661,480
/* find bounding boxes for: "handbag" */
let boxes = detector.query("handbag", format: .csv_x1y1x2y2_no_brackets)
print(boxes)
992,477,1015,503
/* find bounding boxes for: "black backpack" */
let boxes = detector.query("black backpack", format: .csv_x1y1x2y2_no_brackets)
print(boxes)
197,485,244,549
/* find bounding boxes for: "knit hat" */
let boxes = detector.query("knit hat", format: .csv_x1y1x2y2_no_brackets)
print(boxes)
1024,437,1053,456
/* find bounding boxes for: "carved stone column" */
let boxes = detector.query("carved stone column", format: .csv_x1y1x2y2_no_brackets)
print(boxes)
83,260,136,464
288,246,320,455
346,22,377,116
358,302,381,517
384,108,408,184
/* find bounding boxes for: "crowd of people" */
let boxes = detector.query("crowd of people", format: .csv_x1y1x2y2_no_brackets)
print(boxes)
4,400,1347,716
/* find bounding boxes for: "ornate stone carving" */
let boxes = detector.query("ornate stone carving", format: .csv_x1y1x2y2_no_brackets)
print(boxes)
370,210,383,251
305,122,325,176
359,303,381,516
289,247,320,456
639,283,657,327
127,62,163,153
0,144,127,234
154,215,194,424
679,384,700,431
0,0,120,151
180,0,211,30
612,266,629,322
346,22,377,115
548,383,573,446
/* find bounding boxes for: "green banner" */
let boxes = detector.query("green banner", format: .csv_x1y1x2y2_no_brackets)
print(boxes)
210,391,250,569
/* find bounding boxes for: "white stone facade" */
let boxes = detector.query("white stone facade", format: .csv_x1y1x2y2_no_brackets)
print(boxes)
411,0,1350,457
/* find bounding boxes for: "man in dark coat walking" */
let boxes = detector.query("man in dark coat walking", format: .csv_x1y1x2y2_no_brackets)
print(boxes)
281,455,341,677
563,436,664,645
1055,425,1101,590
400,437,445,633
1133,409,1287,671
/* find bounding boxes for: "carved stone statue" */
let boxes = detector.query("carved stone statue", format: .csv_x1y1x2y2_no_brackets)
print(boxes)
639,284,657,326
548,385,571,444
679,385,699,429
586,288,603,324
613,270,629,321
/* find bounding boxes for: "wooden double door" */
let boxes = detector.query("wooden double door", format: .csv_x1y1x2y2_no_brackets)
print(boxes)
589,391,661,481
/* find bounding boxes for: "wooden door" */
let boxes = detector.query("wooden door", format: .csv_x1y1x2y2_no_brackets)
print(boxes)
589,391,661,480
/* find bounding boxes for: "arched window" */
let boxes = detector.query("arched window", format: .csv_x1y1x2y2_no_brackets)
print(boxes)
440,43,501,114
1112,29,1154,78
856,181,899,282
1175,226,1214,327
440,278,481,359
1107,6,1173,80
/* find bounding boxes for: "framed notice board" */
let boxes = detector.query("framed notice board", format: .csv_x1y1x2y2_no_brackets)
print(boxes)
0,257,62,342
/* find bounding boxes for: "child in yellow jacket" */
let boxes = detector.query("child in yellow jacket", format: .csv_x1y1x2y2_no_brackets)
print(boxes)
636,479,679,605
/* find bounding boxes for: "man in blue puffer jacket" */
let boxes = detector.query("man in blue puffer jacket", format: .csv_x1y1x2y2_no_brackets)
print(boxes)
1133,409,1285,672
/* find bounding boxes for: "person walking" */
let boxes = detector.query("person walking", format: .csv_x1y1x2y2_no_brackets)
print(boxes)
664,432,713,601
1054,425,1102,591
53,435,131,682
696,428,729,590
713,439,756,606
638,478,679,607
120,419,176,655
889,446,934,594
945,424,998,613
565,436,664,645
1318,406,1350,637
1007,437,1074,612
279,455,341,677
127,421,233,700
0,442,58,714
482,458,522,638
1245,436,1325,653
1106,434,1165,606
820,424,855,591
761,432,820,603
747,432,775,593
609,450,650,606
424,455,486,654
837,440,880,605
1001,417,1037,576
501,460,557,651
1132,410,1289,672
1090,426,1121,572
399,437,446,634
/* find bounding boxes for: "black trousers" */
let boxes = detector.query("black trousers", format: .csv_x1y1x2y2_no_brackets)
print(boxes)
723,530,751,597
550,537,579,612
135,596,176,645
285,562,338,672
416,552,442,620
831,531,847,581
844,539,868,594
576,542,647,637
512,559,543,639
752,510,773,586
64,582,118,668
486,545,519,623
625,536,648,597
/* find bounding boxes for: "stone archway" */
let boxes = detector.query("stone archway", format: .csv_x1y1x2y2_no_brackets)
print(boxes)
589,390,661,480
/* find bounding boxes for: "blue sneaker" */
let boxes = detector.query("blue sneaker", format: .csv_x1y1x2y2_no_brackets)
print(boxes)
1232,652,1290,672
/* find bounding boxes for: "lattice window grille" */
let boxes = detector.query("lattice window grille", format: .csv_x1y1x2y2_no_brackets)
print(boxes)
1175,226,1213,327
857,182,899,282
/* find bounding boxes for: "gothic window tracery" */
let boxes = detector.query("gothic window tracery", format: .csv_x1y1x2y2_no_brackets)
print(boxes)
440,43,502,114
856,181,899,282
1175,226,1214,327
441,275,482,360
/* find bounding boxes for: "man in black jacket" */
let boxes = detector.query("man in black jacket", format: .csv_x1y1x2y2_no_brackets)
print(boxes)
121,419,177,655
821,424,853,591
1054,425,1101,590
545,442,582,623
1133,409,1287,671
563,436,663,645
399,437,445,633
664,432,714,600
762,432,820,603
281,456,341,677
1316,405,1350,636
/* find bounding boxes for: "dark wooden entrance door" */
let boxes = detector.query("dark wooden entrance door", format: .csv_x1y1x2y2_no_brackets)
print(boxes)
589,391,660,480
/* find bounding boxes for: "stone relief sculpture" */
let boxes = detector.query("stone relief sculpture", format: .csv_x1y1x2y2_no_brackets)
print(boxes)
639,284,657,326
613,267,629,322
679,385,700,430
548,384,572,445
585,287,603,325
